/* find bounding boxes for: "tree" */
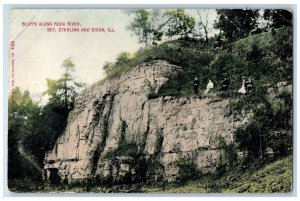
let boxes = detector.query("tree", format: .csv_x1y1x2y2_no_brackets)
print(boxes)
263,9,292,29
8,88,42,182
164,9,196,40
22,100,70,166
9,87,39,117
21,58,85,166
214,9,259,42
128,9,165,46
44,57,84,111
233,86,292,163
197,9,214,43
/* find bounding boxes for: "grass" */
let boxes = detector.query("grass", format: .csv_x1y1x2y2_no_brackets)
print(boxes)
142,156,292,193
9,156,292,193
224,156,292,193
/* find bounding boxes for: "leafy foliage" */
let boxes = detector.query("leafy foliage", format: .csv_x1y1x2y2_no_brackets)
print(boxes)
214,9,260,42
145,157,164,183
145,156,291,193
128,9,197,45
8,58,85,191
21,58,84,166
175,158,201,183
103,52,136,79
217,136,238,172
209,26,292,94
22,102,69,166
127,9,164,46
103,25,291,100
164,9,196,39
103,39,213,96
233,86,292,163
8,88,43,180
263,9,292,29
44,57,85,110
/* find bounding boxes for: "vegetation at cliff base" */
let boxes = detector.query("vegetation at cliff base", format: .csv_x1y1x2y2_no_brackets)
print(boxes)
142,156,292,193
8,156,292,193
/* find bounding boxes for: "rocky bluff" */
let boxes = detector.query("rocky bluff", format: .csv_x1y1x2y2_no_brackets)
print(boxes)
44,60,250,183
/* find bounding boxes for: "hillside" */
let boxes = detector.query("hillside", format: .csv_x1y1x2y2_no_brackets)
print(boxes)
104,26,292,97
142,156,292,193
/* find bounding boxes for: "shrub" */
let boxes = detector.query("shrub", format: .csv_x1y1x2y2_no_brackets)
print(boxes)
146,157,164,182
233,87,292,164
175,158,201,183
7,152,43,192
217,136,238,172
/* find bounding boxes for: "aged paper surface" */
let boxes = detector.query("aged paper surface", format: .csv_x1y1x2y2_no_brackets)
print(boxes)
8,8,293,193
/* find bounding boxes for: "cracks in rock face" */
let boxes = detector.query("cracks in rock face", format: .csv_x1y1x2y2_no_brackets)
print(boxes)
75,125,80,161
140,122,150,153
88,93,112,145
139,100,150,153
154,128,164,156
91,93,115,176
85,100,103,144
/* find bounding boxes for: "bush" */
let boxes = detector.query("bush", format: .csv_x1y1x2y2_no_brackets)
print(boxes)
233,87,292,163
8,152,43,192
175,158,201,183
217,136,238,172
145,157,164,182
231,26,292,85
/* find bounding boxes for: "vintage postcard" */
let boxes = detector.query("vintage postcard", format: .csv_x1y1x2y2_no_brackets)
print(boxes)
7,8,293,193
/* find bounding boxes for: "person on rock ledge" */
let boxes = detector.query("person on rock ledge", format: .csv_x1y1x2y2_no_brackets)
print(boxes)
193,77,200,96
221,74,230,91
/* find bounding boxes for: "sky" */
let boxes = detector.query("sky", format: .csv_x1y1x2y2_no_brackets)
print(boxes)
9,9,142,102
8,9,217,104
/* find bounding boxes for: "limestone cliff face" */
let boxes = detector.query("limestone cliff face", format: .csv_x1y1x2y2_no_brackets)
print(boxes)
44,60,248,182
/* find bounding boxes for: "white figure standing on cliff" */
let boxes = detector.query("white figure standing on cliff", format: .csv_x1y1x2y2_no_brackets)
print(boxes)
204,79,214,94
238,77,247,94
